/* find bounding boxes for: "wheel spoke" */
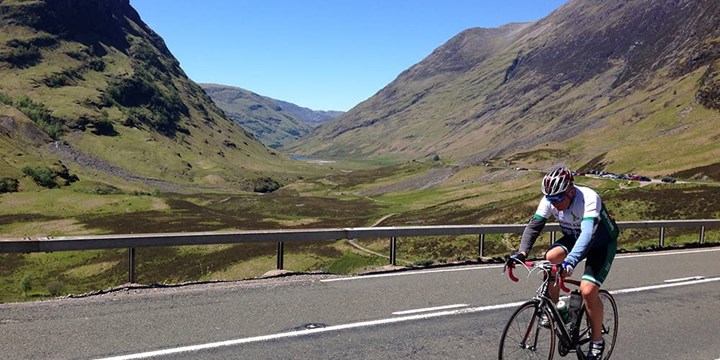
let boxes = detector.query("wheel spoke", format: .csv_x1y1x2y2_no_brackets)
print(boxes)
499,301,556,360
576,290,618,360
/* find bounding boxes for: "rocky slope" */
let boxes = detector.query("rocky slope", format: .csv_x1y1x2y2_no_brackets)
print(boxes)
289,0,720,177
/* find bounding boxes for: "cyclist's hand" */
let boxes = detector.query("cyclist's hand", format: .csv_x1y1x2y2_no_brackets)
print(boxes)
506,252,526,267
560,261,574,276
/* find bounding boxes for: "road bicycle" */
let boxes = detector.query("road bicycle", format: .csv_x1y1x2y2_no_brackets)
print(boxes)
498,260,618,359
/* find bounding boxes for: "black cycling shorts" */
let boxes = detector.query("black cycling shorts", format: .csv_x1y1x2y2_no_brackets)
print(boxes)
547,235,617,287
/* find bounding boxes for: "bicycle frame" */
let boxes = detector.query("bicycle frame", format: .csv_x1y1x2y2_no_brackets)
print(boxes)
501,259,618,360
505,260,586,357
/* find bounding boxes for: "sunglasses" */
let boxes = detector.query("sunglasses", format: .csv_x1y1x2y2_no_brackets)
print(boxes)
545,194,566,203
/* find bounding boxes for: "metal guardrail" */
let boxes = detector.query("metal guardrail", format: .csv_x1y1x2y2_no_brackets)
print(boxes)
1,220,718,283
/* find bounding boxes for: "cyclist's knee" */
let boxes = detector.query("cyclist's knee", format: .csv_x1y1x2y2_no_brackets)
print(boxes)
545,246,566,263
580,280,599,298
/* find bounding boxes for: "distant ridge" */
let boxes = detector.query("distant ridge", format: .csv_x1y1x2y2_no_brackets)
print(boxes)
269,99,343,127
289,0,720,178
200,83,342,149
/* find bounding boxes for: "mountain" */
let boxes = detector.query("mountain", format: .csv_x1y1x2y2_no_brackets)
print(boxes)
0,0,297,192
268,99,343,127
289,0,720,178
200,83,342,149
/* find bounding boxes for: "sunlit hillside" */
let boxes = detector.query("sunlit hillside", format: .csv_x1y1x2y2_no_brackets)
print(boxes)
290,0,720,180
0,0,306,194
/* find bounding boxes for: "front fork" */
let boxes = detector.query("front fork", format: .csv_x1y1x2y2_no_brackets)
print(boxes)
518,307,544,351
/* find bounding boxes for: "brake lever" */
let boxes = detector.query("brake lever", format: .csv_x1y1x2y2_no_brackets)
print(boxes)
552,265,571,293
506,264,519,282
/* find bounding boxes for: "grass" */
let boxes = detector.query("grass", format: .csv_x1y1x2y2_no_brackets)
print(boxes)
0,186,156,216
206,256,278,280
0,249,127,301
324,252,389,274
0,186,160,236
1,163,720,303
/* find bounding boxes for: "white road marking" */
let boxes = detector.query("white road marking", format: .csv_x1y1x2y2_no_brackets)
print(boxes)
664,276,705,283
96,301,526,360
615,247,720,259
392,304,468,315
320,264,502,282
610,276,719,295
96,276,720,360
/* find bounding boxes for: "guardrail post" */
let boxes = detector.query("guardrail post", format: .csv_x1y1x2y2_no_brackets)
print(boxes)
659,227,665,247
700,226,705,244
551,231,556,243
277,241,284,270
128,247,136,284
390,237,397,266
478,234,485,259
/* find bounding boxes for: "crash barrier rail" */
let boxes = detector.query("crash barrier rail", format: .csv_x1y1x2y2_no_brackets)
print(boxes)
1,219,718,283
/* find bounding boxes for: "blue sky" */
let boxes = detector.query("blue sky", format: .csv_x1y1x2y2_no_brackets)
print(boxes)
130,0,568,111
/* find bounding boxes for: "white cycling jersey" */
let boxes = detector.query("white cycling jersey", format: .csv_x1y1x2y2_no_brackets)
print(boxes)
520,184,618,285
534,185,601,233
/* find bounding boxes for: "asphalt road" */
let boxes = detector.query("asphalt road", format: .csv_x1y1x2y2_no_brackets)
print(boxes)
1,247,719,360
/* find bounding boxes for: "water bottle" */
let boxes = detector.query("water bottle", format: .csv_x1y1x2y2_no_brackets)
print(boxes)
556,300,571,324
569,290,583,325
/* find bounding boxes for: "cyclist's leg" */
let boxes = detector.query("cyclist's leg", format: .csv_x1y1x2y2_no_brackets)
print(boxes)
544,236,574,303
580,280,603,342
581,237,617,342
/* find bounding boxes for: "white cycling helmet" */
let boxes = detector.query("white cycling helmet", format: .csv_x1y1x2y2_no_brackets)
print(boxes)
541,167,574,196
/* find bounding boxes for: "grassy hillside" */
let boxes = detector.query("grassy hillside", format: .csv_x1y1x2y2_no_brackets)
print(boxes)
269,98,343,127
289,0,720,180
0,0,306,196
200,83,313,149
200,84,343,149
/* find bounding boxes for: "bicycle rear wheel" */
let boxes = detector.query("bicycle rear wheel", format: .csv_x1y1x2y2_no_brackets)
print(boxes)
499,300,556,360
576,290,618,359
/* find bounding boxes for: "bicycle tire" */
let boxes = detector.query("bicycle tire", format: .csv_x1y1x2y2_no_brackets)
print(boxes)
499,300,556,360
576,290,618,359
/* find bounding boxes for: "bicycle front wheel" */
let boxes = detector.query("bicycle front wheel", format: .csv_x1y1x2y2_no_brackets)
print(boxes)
499,300,556,360
577,289,618,359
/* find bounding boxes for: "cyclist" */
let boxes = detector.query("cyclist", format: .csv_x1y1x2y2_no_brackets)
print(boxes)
506,167,618,360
